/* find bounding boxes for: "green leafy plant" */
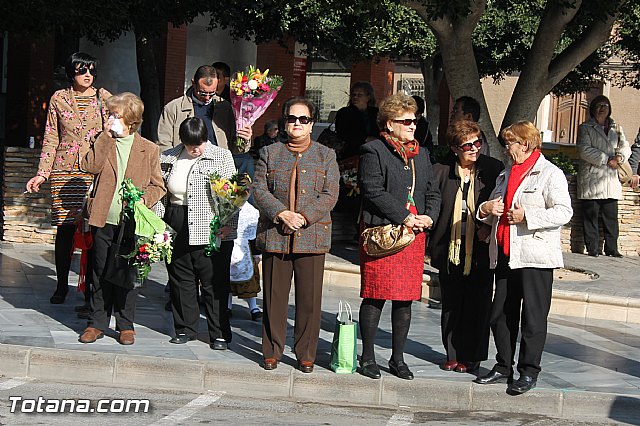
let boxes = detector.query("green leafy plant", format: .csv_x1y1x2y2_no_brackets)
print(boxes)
548,153,577,175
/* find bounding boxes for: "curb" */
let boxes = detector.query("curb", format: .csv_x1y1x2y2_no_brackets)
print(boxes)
1,343,638,423
323,261,640,324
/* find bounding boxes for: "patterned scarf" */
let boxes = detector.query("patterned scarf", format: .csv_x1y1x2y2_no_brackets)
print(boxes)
380,132,419,166
448,162,476,275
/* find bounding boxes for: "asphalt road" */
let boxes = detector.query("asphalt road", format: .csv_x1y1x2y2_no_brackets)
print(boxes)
0,377,619,425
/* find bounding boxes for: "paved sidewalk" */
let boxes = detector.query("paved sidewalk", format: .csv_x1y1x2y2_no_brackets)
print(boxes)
0,241,639,422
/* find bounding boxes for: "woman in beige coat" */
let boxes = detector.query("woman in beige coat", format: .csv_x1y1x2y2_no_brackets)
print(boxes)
577,95,630,257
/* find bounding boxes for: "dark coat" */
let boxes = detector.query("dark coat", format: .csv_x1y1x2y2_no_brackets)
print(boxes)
253,141,340,254
359,139,441,227
335,105,380,159
428,153,504,271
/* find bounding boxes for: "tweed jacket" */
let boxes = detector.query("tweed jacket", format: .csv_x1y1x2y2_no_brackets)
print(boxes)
154,142,239,244
478,154,573,270
253,141,340,254
359,138,441,227
428,153,504,271
157,88,244,154
577,117,630,200
81,132,166,228
37,87,111,179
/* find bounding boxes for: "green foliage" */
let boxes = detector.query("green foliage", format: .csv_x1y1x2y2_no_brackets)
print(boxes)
547,152,577,175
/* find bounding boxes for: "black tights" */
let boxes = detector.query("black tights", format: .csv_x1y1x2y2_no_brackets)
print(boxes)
359,298,412,364
53,224,76,296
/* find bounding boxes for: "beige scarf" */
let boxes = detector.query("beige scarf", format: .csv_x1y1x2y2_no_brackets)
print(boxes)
448,162,476,275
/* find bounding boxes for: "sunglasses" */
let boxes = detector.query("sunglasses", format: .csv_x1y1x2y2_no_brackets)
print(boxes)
75,66,96,76
285,115,312,124
458,139,482,152
392,118,418,126
196,90,217,98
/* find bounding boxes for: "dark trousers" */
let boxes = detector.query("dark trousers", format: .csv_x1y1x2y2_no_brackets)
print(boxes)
54,224,75,294
89,224,137,331
439,258,493,362
165,205,232,342
490,252,553,378
582,198,619,254
262,252,325,362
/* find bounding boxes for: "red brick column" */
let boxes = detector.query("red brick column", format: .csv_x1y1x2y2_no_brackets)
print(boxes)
350,59,395,104
254,39,306,138
5,36,55,147
155,24,188,106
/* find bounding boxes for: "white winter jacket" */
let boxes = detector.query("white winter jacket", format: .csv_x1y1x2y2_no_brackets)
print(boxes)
478,154,573,270
577,117,629,200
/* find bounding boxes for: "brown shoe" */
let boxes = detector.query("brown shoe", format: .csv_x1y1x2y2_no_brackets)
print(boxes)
298,360,314,373
263,358,278,370
119,330,136,345
79,327,104,343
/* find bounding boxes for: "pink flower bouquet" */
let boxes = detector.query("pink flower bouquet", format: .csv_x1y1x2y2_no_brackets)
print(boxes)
230,65,283,151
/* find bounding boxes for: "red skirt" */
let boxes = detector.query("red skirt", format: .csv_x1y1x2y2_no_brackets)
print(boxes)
359,224,426,301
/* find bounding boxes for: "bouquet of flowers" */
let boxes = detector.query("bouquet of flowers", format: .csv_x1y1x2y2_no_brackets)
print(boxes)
205,173,251,256
339,156,360,197
230,65,283,151
120,179,174,281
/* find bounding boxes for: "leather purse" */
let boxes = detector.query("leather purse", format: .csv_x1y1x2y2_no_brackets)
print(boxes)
361,159,416,257
617,161,633,184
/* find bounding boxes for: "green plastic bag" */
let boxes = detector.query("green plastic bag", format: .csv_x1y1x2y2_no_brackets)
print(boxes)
330,301,357,374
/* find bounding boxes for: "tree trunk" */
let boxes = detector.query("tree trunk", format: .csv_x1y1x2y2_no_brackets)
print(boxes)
135,31,161,141
419,55,443,145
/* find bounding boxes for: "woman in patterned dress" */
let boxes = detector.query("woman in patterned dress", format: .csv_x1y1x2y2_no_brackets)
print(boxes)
358,93,441,380
25,52,111,305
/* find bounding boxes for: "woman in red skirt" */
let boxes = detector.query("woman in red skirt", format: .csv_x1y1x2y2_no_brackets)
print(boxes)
358,93,441,380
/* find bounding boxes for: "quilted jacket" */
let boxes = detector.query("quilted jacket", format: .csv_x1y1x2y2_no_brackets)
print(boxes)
479,154,573,270
154,142,239,244
576,117,630,200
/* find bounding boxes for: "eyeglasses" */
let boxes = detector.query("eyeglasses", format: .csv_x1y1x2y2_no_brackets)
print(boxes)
108,113,122,119
595,103,610,109
196,90,217,98
505,140,520,148
75,67,96,76
457,139,482,152
285,115,312,124
392,118,418,126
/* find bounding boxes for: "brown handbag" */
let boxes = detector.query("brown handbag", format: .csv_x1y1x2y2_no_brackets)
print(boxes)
362,159,416,257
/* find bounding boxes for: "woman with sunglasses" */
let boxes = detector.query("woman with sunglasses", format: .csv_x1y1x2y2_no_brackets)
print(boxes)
577,95,630,257
429,120,503,375
25,52,111,306
475,121,572,394
358,93,441,380
253,97,340,373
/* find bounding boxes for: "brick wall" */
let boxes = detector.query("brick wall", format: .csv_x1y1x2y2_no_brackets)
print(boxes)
351,59,395,101
2,148,55,243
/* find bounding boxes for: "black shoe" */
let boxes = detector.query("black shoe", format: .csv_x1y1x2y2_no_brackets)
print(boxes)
74,303,90,313
474,368,511,384
587,251,599,257
359,360,381,379
77,310,91,320
510,375,537,394
169,334,196,344
211,338,228,350
250,310,263,321
50,288,68,304
606,251,623,258
388,360,413,380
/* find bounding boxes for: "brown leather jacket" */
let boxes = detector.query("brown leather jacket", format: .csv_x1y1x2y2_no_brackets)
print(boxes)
81,132,166,228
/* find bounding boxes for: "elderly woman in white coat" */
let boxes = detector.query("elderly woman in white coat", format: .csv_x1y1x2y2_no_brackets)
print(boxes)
577,95,630,257
474,121,572,395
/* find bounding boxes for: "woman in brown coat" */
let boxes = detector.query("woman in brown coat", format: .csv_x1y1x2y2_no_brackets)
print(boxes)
78,92,165,345
25,52,111,305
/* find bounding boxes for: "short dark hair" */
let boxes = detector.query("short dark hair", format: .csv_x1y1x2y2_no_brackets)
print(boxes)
193,65,218,85
211,61,231,78
412,95,425,115
282,97,319,122
264,119,279,133
446,120,481,149
179,117,208,146
349,81,376,107
456,96,481,122
65,52,98,82
589,95,612,120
